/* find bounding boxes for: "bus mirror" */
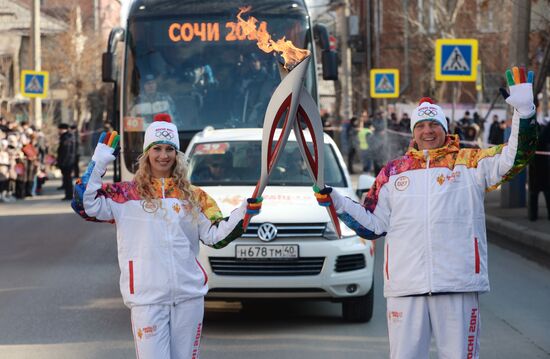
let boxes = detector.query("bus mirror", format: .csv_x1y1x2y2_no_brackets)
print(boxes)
102,27,125,83
313,24,338,81
321,50,338,81
102,52,115,83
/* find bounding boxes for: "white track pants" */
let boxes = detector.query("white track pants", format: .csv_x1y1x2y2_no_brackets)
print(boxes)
130,297,204,359
386,293,480,359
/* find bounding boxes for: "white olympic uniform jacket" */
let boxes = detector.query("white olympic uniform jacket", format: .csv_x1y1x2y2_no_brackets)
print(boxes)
77,167,246,307
332,110,537,297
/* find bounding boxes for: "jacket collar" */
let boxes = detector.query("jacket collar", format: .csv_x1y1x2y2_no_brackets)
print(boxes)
406,135,460,161
151,177,179,198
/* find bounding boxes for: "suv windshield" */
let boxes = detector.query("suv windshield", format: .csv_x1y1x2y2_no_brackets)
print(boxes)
188,141,346,187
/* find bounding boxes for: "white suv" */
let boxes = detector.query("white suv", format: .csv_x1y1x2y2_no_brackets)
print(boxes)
185,128,375,322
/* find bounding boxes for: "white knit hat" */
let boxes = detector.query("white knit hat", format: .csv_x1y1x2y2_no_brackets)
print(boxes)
410,97,448,133
143,113,180,152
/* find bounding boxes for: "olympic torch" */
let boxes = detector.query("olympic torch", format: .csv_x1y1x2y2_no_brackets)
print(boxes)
238,8,341,237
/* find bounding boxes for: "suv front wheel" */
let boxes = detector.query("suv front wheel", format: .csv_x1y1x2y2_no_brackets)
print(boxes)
342,285,374,323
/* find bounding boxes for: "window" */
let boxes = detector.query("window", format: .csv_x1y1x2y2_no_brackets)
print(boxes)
476,0,497,33
416,0,436,34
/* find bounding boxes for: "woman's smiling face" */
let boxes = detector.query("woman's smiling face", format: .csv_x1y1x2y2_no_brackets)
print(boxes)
148,144,177,178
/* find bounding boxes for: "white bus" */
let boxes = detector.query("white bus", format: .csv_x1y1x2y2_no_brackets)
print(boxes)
102,0,337,181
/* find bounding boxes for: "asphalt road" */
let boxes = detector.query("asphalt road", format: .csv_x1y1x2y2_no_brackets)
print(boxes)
0,187,549,358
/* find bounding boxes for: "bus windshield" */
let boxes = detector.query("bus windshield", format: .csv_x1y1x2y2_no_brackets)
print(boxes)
121,4,314,174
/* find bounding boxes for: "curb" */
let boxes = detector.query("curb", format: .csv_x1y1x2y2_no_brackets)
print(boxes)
485,214,550,256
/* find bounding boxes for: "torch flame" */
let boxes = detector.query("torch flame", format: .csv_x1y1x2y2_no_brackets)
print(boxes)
237,6,310,71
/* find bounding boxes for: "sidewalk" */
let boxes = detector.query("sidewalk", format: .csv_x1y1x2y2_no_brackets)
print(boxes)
484,188,550,256
0,174,74,217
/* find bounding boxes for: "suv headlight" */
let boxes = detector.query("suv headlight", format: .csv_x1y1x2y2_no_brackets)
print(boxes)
324,220,357,240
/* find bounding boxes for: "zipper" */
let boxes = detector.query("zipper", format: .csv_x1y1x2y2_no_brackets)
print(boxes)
424,150,433,295
163,178,177,305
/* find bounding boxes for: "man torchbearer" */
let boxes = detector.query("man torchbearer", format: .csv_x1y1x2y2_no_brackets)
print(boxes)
316,67,537,359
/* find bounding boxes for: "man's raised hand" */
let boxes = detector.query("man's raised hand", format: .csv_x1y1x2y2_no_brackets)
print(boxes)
499,66,535,118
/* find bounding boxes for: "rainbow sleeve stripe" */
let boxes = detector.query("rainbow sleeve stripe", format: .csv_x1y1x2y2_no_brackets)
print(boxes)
486,114,537,191
193,187,245,249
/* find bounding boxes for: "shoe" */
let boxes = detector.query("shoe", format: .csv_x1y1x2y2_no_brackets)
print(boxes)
57,186,64,190
61,197,72,201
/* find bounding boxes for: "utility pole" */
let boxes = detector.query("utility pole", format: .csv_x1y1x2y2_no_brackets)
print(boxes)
30,0,42,128
501,0,531,208
338,0,353,122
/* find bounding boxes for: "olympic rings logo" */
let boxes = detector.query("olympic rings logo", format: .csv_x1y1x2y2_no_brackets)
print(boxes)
155,129,175,140
417,108,437,117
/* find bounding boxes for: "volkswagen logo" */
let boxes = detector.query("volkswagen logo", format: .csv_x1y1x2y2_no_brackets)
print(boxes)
257,223,278,242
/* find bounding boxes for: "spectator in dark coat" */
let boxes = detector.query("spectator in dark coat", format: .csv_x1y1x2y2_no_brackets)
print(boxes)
488,114,504,145
528,119,550,221
57,123,76,200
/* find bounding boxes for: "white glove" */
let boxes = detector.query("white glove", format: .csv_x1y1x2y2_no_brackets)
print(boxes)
501,67,535,118
91,142,116,174
506,82,535,118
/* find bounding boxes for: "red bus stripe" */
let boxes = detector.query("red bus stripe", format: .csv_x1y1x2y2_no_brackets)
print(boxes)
129,260,135,294
474,238,480,274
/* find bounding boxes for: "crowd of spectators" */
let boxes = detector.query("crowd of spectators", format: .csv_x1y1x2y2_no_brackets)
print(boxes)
328,108,502,176
338,110,412,175
0,115,80,202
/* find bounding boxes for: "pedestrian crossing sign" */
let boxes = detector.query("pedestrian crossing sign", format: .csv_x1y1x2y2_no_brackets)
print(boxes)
20,70,49,98
435,39,478,81
370,69,399,98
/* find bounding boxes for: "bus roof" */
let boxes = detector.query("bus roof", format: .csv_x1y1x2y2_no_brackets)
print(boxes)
127,0,309,19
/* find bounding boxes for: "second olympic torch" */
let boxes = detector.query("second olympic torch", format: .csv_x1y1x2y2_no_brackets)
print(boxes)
241,55,342,238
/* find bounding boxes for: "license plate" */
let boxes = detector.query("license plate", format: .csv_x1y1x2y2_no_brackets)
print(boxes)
235,245,299,259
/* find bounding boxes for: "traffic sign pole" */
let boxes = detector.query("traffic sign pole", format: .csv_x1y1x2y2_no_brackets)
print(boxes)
31,0,42,128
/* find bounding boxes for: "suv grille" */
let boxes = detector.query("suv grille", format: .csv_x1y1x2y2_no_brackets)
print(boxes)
242,223,326,238
335,254,366,272
209,257,325,276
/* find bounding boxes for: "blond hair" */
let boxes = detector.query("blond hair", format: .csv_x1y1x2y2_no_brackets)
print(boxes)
134,150,200,217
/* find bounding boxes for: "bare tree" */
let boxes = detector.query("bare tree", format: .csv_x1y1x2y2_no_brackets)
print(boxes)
42,6,103,130
392,0,513,103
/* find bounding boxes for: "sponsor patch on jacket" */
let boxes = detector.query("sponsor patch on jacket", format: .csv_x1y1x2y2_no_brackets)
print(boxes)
142,200,159,213
437,171,461,185
137,325,158,340
394,176,410,191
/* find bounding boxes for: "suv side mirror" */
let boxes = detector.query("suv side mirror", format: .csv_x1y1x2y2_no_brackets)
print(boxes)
356,174,375,199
